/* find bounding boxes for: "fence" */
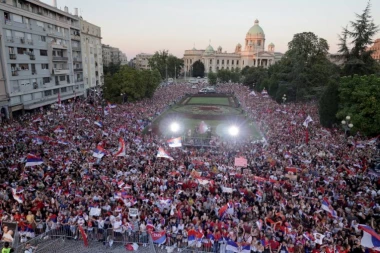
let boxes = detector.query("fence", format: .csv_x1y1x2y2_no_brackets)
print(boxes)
6,224,157,253
154,237,223,253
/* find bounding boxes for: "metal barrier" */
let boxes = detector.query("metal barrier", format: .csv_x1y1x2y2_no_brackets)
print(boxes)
154,236,218,253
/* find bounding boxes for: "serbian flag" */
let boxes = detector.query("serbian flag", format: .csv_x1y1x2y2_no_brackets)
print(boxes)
93,145,106,159
57,139,69,145
108,102,117,109
241,244,251,253
226,240,239,252
167,137,182,148
32,115,43,123
104,107,110,116
303,232,315,241
94,121,103,128
150,231,166,245
198,121,208,134
197,178,211,185
358,225,380,250
256,219,263,230
25,154,43,167
146,221,154,232
53,126,65,133
190,169,202,179
12,188,24,203
157,147,173,161
114,138,126,157
321,198,338,218
218,204,228,218
32,137,44,145
188,229,196,246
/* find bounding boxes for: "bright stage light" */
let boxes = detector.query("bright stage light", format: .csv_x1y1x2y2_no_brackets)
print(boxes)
228,126,239,136
170,122,180,133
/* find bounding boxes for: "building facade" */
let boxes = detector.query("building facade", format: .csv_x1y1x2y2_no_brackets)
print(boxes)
120,52,128,65
0,0,87,117
102,44,124,67
369,38,380,62
183,20,283,75
134,53,153,70
80,19,103,91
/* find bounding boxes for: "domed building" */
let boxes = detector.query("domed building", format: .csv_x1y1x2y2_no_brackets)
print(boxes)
183,19,283,75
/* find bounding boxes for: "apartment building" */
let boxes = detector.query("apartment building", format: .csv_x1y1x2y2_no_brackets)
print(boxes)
81,19,103,91
0,0,85,117
120,52,128,65
102,44,126,67
135,53,153,70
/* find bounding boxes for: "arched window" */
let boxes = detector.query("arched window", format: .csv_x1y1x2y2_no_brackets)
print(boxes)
222,60,224,64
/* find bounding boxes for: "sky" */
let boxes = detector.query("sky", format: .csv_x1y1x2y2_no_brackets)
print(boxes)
41,0,380,60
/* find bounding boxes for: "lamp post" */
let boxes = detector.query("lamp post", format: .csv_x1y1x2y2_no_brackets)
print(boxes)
341,115,354,137
282,94,287,106
120,93,125,104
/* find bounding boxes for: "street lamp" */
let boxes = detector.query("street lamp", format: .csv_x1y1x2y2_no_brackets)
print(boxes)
120,93,125,104
341,116,353,136
282,94,287,105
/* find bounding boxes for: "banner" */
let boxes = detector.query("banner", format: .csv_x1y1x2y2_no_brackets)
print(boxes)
89,208,101,216
149,230,166,244
78,226,88,247
234,157,247,167
129,208,139,217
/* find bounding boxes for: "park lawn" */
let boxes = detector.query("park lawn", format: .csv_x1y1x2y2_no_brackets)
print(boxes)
187,97,230,106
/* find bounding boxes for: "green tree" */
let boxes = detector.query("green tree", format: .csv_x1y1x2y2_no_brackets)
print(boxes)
192,60,205,77
103,62,121,75
208,70,217,85
103,66,160,103
337,75,380,136
336,2,380,76
319,80,340,128
148,50,184,80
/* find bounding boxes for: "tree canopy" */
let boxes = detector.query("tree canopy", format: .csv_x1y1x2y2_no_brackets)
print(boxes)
216,68,241,83
148,50,184,80
103,66,161,103
207,70,217,85
336,1,380,76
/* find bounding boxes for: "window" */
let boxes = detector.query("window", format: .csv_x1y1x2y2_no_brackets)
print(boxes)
41,64,49,69
222,60,224,64
13,14,23,23
237,60,239,65
40,50,48,56
5,30,11,37
19,64,29,70
4,12,10,22
59,76,66,81
210,59,212,64
61,87,67,93
39,36,46,42
43,77,50,84
257,40,261,46
227,60,229,64
44,90,52,96
232,60,234,65
36,21,44,27
67,86,73,92
53,89,59,94
17,48,26,54
26,34,32,40
217,60,219,64
9,47,15,54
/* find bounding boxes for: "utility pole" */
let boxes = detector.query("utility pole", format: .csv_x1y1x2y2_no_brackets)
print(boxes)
175,65,176,84
165,64,168,83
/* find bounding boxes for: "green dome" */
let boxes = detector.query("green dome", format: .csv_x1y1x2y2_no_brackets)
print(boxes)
269,42,274,47
204,44,214,54
247,19,265,36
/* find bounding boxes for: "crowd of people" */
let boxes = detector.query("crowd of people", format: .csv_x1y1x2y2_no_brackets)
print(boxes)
0,83,379,253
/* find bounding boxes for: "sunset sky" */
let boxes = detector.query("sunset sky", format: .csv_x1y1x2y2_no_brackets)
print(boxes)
41,0,380,60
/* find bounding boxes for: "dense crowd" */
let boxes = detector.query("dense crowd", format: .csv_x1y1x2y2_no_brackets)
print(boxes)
0,83,379,253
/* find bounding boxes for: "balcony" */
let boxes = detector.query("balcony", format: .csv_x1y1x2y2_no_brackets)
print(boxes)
52,42,67,49
52,56,68,61
30,55,35,60
10,54,16,60
27,39,33,45
75,78,84,83
53,68,70,75
74,68,83,72
4,19,12,25
71,34,81,41
12,71,18,76
72,46,81,51
73,57,82,62
6,36,14,43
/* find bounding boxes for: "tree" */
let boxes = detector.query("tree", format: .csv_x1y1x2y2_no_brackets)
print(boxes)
103,62,121,76
148,50,184,80
208,70,217,85
103,66,161,103
337,75,380,136
337,2,380,76
319,80,340,128
192,60,205,77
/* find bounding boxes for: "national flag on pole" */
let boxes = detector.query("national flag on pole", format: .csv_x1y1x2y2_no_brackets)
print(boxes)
104,107,110,116
358,225,380,250
32,137,44,145
53,126,65,133
93,145,106,159
57,139,69,145
149,231,166,245
303,115,313,128
25,154,44,167
321,198,338,218
188,229,196,246
32,115,43,123
94,121,103,128
114,138,126,157
167,137,182,147
218,204,228,218
157,147,173,161
234,156,247,167
198,121,208,134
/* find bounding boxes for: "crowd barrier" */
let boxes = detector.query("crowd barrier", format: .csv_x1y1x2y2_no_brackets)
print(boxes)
154,236,222,253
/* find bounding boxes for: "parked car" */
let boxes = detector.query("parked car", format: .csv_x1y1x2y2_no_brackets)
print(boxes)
191,85,197,89
199,87,216,93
